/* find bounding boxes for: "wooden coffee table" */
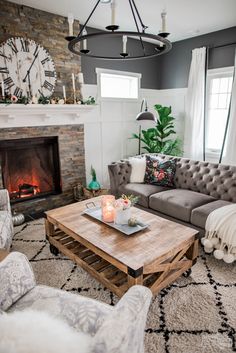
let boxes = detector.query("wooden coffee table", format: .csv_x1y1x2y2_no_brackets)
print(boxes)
45,197,199,297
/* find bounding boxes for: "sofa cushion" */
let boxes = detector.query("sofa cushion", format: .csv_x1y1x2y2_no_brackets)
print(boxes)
129,157,146,183
190,200,232,229
149,189,215,222
144,155,176,187
9,285,112,336
119,183,170,208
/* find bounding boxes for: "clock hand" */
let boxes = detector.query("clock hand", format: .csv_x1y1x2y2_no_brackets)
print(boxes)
22,52,39,83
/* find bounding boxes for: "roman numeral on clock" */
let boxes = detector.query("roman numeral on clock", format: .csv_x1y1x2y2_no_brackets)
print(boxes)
3,77,14,90
44,70,55,77
34,45,39,57
0,51,9,60
0,67,9,74
13,86,23,98
20,38,29,52
41,57,50,65
42,80,54,91
7,40,18,54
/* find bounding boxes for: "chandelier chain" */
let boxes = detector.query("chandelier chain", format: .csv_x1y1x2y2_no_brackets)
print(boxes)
128,0,146,55
77,0,101,38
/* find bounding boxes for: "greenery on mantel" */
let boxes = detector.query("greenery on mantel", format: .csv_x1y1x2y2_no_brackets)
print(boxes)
132,104,183,157
0,94,96,106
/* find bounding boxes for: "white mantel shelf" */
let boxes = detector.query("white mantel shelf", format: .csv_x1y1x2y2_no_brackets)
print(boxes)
0,104,98,127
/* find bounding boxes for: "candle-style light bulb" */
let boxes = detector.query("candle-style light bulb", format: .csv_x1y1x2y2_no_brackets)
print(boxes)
111,0,116,25
68,13,74,37
122,36,127,53
82,28,87,50
161,11,167,33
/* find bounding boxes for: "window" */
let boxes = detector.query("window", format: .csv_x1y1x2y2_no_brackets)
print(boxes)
96,68,140,100
206,67,234,154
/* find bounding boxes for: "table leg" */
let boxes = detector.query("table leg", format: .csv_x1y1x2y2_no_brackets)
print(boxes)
45,218,55,239
127,267,143,287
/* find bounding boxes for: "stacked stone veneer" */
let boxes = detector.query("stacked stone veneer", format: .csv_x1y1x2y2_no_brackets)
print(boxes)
0,125,85,216
0,0,81,99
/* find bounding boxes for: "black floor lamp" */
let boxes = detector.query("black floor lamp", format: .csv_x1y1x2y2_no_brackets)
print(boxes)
136,98,156,155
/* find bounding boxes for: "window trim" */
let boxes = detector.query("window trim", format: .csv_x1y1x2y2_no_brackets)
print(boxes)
205,66,234,156
96,67,141,101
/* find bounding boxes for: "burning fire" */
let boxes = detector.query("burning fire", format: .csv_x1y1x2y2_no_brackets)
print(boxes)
8,173,42,200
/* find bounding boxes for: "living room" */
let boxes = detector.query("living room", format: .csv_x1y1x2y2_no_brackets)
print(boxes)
0,0,235,352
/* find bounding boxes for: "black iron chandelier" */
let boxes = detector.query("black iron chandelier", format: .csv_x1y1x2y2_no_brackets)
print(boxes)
65,0,172,60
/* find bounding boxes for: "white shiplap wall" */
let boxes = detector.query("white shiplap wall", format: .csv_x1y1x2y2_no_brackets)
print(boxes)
82,84,187,187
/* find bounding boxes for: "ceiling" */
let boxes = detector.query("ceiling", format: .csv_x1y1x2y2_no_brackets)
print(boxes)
10,0,236,42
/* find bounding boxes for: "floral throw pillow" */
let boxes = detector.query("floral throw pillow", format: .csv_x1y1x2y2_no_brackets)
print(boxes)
144,155,176,187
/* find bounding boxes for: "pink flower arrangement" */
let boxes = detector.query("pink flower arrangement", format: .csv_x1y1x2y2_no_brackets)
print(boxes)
114,194,139,210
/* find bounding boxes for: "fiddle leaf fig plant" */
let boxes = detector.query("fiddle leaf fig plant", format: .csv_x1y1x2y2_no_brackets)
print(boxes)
132,104,183,156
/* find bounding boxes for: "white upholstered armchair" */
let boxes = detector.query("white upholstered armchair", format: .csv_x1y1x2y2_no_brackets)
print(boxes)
0,252,152,353
0,189,13,250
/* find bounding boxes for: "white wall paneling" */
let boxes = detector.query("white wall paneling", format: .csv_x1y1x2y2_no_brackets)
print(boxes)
0,86,186,188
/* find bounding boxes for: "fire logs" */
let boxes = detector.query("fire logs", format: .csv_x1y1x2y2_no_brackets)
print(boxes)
18,183,39,197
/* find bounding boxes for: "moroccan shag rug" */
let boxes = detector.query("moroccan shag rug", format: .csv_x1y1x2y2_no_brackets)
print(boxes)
12,219,236,353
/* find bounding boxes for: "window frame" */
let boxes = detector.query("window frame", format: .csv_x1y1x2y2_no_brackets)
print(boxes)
205,66,234,156
96,67,141,102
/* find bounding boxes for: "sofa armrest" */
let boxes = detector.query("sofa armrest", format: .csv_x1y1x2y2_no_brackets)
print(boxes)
92,285,152,353
0,252,36,311
0,189,11,213
108,160,132,197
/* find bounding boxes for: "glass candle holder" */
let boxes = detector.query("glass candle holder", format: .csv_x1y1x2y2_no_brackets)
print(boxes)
101,195,115,223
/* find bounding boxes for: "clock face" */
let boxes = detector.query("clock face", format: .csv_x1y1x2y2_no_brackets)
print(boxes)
0,37,56,99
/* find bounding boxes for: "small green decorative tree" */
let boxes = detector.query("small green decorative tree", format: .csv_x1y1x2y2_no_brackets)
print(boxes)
132,104,183,156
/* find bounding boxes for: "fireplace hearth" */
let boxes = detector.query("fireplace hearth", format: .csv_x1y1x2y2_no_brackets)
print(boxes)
0,137,62,203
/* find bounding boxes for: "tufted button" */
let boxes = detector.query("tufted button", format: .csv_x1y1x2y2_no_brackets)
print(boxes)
118,172,122,175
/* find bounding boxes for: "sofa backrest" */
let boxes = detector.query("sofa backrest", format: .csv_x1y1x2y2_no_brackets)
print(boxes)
108,154,236,203
153,154,236,203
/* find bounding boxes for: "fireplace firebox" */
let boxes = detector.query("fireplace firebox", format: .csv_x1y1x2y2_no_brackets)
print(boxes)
0,137,62,203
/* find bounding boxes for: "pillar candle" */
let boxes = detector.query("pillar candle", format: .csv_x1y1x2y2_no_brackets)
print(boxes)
101,195,115,223
1,81,4,98
72,73,76,92
78,73,84,84
62,85,66,100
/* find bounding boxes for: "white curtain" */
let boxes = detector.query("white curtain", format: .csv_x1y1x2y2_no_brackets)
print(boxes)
221,51,236,165
184,47,206,160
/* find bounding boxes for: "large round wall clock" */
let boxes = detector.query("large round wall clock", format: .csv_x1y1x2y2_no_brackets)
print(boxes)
0,37,56,99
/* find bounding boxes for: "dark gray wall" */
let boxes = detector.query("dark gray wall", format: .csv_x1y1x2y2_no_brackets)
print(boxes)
82,26,236,90
81,27,161,89
158,26,236,89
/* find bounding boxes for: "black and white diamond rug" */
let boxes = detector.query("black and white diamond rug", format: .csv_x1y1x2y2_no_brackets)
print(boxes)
12,219,236,353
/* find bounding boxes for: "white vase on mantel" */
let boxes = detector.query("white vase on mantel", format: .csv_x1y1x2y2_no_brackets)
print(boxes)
115,208,131,225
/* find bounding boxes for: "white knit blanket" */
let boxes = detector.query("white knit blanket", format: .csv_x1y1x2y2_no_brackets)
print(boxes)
202,204,236,263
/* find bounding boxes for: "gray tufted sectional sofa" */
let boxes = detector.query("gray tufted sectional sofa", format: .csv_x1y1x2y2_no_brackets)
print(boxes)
108,154,236,236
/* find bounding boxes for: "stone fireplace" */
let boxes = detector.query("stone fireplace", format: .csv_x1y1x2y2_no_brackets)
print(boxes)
0,136,62,203
0,125,86,217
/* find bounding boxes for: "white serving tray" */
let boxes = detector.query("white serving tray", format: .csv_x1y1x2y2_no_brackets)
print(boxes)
82,206,148,236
